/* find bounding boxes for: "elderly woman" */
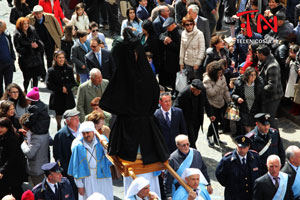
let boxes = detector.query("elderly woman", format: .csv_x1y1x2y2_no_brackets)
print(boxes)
121,8,142,36
126,177,160,200
13,17,44,93
0,117,26,199
179,15,205,82
47,50,77,130
203,60,231,147
1,83,28,119
232,67,264,134
87,111,110,139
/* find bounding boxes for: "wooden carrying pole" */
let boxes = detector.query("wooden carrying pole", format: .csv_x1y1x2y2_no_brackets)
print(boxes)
95,131,193,195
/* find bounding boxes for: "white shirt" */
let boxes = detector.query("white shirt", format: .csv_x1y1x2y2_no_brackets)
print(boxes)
46,179,58,194
160,107,171,121
68,126,80,138
237,153,247,164
83,137,98,169
194,16,198,25
288,161,298,172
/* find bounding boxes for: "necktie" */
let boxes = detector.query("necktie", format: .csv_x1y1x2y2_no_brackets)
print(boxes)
97,52,101,67
242,158,246,165
274,177,279,189
165,112,171,127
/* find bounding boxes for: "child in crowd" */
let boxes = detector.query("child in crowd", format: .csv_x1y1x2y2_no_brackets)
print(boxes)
70,3,90,31
87,21,108,49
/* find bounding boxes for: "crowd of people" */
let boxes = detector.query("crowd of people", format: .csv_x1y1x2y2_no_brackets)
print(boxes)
1,0,300,199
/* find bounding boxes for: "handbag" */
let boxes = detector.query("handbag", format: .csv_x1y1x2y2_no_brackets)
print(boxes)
175,69,187,92
224,102,241,121
294,80,300,104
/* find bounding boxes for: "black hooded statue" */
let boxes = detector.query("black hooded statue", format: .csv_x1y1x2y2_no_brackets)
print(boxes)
99,28,169,164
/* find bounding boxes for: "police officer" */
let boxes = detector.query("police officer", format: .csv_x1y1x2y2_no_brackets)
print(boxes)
215,135,261,200
32,161,75,200
246,113,285,174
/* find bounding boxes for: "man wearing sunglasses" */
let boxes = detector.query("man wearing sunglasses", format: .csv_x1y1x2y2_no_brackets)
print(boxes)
164,134,213,200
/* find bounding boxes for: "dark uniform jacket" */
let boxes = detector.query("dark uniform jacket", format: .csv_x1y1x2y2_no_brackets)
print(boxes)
32,177,75,200
246,127,285,174
253,173,294,200
281,162,300,199
215,149,261,200
164,148,210,198
258,54,283,103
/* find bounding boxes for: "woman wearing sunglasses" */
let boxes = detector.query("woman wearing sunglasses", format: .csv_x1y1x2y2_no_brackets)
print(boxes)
179,15,205,83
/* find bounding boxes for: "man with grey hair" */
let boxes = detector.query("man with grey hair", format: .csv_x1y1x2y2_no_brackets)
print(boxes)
164,134,212,199
76,68,109,122
187,4,211,49
253,154,294,200
0,20,15,97
53,109,81,198
281,145,300,199
150,0,175,21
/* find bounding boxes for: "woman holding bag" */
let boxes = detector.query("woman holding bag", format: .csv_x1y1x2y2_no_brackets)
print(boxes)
231,67,264,135
179,15,205,83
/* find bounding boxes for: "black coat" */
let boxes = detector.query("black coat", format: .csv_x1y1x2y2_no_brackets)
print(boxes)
174,84,212,130
140,33,160,73
61,37,74,64
47,64,76,113
216,149,261,200
24,100,50,135
246,127,285,174
32,177,75,200
203,47,231,69
9,4,31,25
253,173,294,200
0,131,26,187
100,31,169,164
160,26,182,73
71,40,90,74
13,26,44,71
231,76,264,126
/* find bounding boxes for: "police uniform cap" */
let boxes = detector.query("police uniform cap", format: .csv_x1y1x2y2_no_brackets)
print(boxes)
191,79,205,90
163,17,175,28
254,113,270,125
63,109,80,119
41,161,63,176
235,135,251,148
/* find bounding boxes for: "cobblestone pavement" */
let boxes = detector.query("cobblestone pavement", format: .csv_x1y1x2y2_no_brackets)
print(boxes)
1,1,300,199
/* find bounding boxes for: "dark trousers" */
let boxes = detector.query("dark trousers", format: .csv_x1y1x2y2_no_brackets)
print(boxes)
186,120,200,148
40,43,55,79
206,12,217,34
22,72,38,93
106,2,121,34
207,105,226,140
216,0,224,30
159,70,176,91
0,63,14,97
66,174,78,200
86,3,100,24
262,99,281,129
100,0,108,25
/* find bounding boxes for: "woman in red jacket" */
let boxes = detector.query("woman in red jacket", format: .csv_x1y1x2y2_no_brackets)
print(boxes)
38,0,69,31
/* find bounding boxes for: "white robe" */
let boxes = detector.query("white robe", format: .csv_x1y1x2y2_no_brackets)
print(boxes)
74,138,113,200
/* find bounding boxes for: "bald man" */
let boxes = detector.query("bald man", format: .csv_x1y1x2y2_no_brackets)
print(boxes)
253,155,294,200
281,146,300,199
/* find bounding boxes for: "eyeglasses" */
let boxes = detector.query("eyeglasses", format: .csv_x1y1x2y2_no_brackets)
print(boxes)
92,29,99,33
91,45,98,49
184,23,193,27
179,143,190,147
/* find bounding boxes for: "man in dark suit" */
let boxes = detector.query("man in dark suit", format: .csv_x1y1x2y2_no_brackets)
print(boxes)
150,0,174,22
153,5,169,38
281,145,300,199
216,136,261,200
85,37,116,80
187,4,211,49
136,0,150,20
253,155,294,200
174,79,214,148
154,92,187,154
